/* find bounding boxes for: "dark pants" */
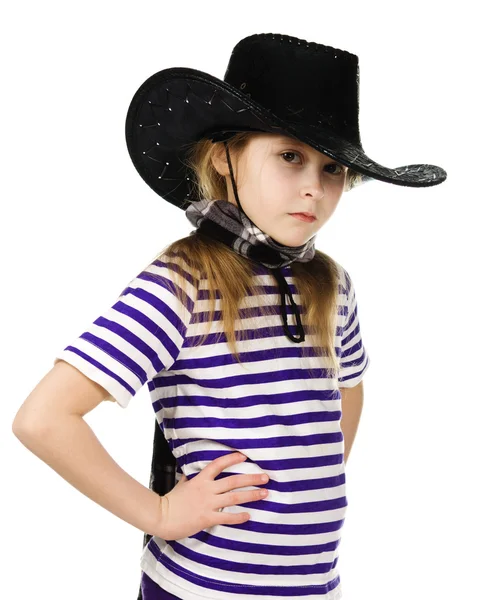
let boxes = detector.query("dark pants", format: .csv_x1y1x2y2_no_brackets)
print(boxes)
140,570,183,600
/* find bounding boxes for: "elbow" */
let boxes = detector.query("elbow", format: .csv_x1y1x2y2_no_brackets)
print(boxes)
12,411,51,441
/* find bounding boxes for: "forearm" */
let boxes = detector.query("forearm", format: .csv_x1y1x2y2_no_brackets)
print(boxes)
13,415,163,537
340,395,364,465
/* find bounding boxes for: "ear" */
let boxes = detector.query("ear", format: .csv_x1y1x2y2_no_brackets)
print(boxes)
211,143,230,177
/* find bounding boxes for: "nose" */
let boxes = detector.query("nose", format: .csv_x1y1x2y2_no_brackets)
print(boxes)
301,164,327,195
301,176,325,201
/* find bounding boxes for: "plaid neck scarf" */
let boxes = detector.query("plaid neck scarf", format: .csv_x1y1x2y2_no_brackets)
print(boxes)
185,198,317,342
185,198,317,267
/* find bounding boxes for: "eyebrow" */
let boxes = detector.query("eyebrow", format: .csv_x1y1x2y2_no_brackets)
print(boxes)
273,136,326,153
274,135,306,146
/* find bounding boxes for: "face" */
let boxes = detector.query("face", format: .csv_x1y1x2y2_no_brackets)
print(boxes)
212,133,348,247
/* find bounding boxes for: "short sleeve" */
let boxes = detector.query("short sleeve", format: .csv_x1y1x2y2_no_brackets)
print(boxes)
337,266,371,388
53,257,195,409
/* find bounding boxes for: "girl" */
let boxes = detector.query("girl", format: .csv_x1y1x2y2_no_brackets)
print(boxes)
13,33,447,600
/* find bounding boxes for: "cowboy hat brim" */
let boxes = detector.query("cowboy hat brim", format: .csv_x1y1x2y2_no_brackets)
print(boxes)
125,67,447,210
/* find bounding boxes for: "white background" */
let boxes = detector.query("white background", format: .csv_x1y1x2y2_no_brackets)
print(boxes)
2,1,476,599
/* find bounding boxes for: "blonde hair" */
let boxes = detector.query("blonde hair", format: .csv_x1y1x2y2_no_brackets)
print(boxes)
141,132,361,379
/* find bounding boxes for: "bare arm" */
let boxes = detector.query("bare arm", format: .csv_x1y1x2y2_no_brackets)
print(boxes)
12,360,165,537
339,381,364,465
12,360,271,545
13,415,164,537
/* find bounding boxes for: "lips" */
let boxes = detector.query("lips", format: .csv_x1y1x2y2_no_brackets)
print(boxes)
289,213,317,223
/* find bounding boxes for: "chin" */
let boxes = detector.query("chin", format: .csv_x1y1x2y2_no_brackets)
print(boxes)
275,236,309,248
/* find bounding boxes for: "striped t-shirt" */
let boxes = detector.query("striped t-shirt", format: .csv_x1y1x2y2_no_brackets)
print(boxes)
54,252,370,600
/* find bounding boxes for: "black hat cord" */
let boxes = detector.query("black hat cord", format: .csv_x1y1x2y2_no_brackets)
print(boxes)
223,142,305,344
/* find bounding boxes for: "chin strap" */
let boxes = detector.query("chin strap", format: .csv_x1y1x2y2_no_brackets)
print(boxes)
223,141,305,343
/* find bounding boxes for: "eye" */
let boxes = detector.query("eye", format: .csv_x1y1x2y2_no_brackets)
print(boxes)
325,162,346,176
280,151,345,176
280,151,302,164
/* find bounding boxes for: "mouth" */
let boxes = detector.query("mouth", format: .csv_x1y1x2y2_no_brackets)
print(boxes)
288,213,317,223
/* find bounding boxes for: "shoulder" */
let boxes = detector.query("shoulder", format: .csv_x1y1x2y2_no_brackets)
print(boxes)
330,259,350,297
116,252,198,324
121,252,197,294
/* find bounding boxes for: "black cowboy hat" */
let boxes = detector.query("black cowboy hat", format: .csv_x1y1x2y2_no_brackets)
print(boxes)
125,32,447,212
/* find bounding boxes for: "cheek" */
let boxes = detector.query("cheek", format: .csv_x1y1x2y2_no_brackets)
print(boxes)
264,163,292,185
262,195,289,215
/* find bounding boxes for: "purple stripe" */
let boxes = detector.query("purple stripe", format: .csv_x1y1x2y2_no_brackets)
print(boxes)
341,317,361,347
164,407,342,431
150,257,199,290
339,351,369,382
188,524,343,554
79,330,149,382
195,279,301,301
182,321,344,347
157,387,341,409
128,276,195,318
61,346,136,396
157,368,337,393
169,429,343,454
75,292,187,376
116,287,189,340
176,339,331,363
340,338,365,360
192,299,309,323
164,536,342,573
185,448,343,472
148,540,341,596
187,469,346,497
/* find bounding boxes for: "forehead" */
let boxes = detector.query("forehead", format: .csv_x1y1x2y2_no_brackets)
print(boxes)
268,134,323,154
270,134,306,145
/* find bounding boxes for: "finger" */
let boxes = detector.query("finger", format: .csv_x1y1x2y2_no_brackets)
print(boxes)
199,452,247,479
